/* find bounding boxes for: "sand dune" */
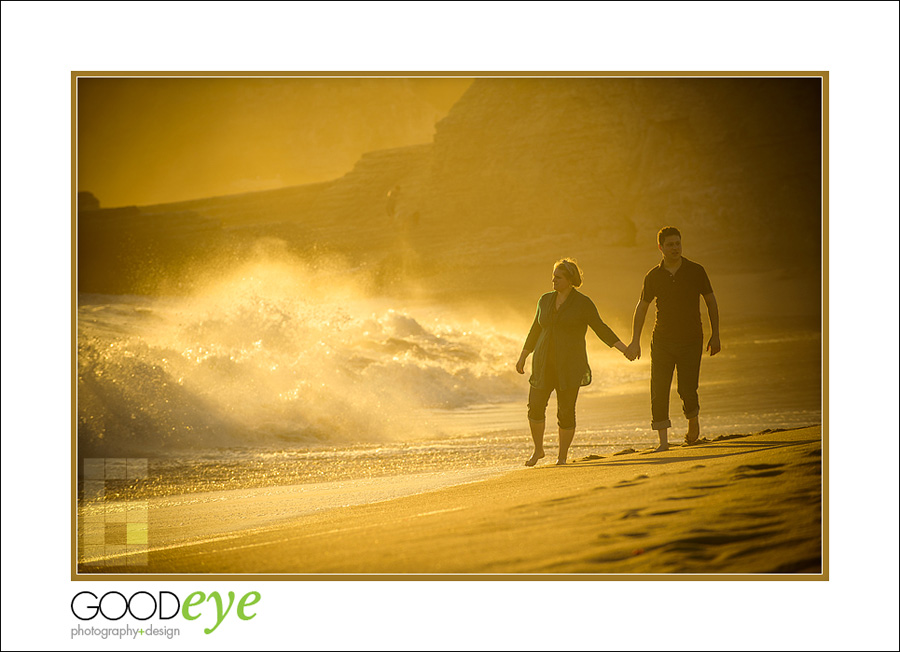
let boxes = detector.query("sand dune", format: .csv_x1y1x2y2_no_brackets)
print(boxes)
81,426,822,576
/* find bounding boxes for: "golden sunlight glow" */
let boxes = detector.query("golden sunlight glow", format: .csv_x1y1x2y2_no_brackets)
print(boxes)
78,77,473,208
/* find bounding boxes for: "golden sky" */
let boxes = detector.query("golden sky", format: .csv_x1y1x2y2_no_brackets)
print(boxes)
77,77,472,208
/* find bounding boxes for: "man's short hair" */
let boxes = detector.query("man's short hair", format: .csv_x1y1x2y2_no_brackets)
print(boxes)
657,226,681,245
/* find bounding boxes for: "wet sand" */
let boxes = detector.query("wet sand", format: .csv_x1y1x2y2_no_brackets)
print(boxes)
86,426,822,575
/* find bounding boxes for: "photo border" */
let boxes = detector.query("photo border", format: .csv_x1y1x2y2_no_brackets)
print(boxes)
71,69,828,582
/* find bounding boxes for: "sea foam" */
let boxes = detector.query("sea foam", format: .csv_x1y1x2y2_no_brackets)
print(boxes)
78,256,525,456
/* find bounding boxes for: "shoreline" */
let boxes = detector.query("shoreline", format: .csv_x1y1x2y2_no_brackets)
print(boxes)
77,465,514,567
78,425,823,576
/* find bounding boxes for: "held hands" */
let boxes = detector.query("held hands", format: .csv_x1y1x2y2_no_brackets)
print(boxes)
624,341,641,361
615,341,639,362
706,334,721,356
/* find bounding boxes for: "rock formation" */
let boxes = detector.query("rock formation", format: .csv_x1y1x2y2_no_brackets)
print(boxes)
78,77,822,297
77,191,100,212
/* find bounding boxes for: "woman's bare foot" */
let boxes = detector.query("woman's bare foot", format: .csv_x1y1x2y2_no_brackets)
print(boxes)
654,442,670,452
525,450,545,467
556,458,567,466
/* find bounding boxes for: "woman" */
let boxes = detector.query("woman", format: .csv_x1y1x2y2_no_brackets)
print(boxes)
515,259,630,466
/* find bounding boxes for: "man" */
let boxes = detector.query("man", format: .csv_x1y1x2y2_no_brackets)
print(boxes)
626,227,720,451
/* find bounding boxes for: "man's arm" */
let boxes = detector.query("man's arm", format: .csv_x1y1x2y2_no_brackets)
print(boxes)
626,300,651,360
703,292,720,356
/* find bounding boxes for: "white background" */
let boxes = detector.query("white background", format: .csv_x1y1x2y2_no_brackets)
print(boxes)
2,1,898,650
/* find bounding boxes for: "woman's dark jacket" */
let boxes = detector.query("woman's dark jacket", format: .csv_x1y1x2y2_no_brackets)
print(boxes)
523,289,620,391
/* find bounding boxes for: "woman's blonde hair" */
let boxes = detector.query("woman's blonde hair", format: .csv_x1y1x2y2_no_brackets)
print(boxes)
554,258,583,287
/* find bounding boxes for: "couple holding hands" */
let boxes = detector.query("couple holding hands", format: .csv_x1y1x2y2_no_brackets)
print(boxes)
515,226,721,466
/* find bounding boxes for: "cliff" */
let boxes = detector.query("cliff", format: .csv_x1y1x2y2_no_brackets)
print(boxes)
425,78,821,253
78,77,822,298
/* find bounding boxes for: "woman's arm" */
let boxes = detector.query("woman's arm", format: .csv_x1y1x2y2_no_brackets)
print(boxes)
586,298,621,348
585,297,632,359
515,348,530,374
517,302,542,374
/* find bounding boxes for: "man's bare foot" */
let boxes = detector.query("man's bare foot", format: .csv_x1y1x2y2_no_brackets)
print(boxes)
685,418,700,445
556,458,567,466
525,451,545,467
654,443,670,452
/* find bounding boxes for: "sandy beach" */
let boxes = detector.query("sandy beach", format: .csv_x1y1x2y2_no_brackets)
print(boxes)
83,425,822,576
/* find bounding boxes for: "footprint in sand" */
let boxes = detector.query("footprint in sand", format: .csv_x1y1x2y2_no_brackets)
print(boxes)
540,495,577,507
649,509,688,516
732,463,785,479
667,529,776,547
796,460,822,473
614,475,649,488
772,557,822,573
731,510,781,519
714,433,751,442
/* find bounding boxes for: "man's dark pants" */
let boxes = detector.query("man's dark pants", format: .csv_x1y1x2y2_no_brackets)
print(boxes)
650,336,702,430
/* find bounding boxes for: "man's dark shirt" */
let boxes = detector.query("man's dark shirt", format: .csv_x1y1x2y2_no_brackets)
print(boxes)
640,257,713,342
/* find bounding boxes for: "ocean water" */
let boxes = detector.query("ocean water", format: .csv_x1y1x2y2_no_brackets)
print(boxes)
76,256,822,502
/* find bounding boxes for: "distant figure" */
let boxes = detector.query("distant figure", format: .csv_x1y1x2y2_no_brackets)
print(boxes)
386,184,401,219
516,259,632,466
626,227,720,451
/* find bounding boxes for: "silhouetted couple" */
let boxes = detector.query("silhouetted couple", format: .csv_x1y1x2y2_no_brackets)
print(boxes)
515,227,720,466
